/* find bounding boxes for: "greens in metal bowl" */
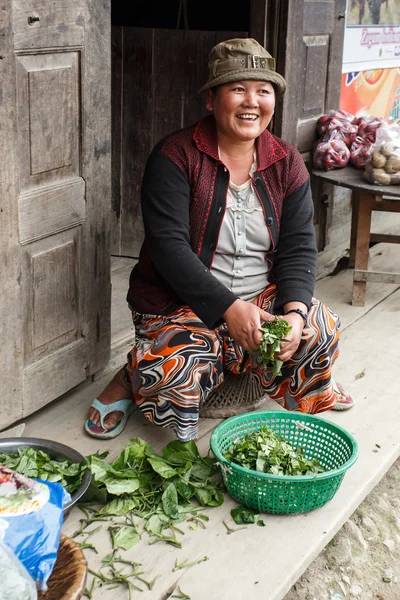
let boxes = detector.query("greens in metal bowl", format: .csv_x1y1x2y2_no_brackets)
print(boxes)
0,438,92,512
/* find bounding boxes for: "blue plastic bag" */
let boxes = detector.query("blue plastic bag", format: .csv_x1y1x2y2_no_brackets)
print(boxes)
0,465,71,592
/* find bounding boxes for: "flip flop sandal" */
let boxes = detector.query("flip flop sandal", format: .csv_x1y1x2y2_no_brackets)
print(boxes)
84,398,135,439
331,379,355,411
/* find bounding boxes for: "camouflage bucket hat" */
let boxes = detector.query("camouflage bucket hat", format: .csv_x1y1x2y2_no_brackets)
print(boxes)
198,38,286,96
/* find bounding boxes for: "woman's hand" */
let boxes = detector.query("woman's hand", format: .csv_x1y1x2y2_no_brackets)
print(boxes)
275,312,305,362
223,299,275,351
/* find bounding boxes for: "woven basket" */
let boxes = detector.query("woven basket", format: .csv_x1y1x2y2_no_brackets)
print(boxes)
38,534,87,600
200,370,267,418
210,410,358,514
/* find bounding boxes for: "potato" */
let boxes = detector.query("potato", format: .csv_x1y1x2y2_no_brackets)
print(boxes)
380,142,395,157
389,173,400,185
371,168,392,185
371,151,387,168
365,161,373,175
384,155,400,174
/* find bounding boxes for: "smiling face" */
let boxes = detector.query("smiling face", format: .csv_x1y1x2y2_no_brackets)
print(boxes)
207,80,276,144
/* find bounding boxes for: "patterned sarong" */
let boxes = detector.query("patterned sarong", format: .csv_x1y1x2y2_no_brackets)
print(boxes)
126,284,340,441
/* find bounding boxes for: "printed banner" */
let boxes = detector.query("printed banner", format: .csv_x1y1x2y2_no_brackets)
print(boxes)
340,67,400,119
343,26,400,71
343,1,400,71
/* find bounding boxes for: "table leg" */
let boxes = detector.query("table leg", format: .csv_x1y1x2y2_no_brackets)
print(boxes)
349,191,359,268
352,192,373,306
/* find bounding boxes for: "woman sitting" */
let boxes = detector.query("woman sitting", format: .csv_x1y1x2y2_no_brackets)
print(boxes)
85,37,354,441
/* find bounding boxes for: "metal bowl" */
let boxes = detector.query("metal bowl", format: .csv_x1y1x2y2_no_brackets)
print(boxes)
0,437,92,513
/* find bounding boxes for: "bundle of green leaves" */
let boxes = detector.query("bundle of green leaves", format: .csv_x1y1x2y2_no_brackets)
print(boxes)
258,318,292,375
224,426,325,476
0,447,88,494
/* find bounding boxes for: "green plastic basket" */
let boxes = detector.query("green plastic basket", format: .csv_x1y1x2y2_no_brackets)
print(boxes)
210,411,358,515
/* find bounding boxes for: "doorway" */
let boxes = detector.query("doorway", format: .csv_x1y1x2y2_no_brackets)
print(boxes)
110,0,251,258
107,0,347,362
108,0,251,355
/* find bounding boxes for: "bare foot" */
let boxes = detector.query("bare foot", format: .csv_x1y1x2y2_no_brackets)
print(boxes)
88,368,133,429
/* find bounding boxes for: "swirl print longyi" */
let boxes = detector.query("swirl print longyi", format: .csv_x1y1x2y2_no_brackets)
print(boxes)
125,285,340,441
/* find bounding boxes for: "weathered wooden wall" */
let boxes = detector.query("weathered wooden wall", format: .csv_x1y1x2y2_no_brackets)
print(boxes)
111,28,247,258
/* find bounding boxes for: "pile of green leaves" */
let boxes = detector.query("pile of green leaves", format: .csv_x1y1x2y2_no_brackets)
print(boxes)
224,426,325,476
0,447,88,494
259,318,292,375
83,437,223,536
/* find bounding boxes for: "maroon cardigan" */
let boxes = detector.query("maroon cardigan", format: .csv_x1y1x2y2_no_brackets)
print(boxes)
127,115,317,329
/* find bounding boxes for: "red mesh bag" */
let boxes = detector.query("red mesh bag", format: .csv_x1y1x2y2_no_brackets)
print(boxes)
317,110,358,147
356,116,385,144
313,133,350,171
349,136,374,168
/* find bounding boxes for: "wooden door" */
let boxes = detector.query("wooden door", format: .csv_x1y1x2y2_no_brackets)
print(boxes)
273,0,346,154
269,0,346,249
0,0,111,429
111,28,247,257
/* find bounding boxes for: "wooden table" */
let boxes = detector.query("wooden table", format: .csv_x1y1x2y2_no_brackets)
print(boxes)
313,166,400,306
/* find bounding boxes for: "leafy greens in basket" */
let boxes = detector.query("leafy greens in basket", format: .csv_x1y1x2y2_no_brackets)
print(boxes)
259,318,292,375
223,426,325,476
0,447,88,494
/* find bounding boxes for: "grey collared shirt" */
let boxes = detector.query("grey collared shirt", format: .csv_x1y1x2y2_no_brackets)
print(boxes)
210,171,271,301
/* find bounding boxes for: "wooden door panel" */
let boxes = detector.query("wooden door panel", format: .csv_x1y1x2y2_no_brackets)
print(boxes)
16,51,80,190
22,227,86,413
18,178,85,244
22,228,81,359
32,242,77,349
297,35,330,151
12,0,84,50
29,67,74,173
303,1,335,35
302,37,329,114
